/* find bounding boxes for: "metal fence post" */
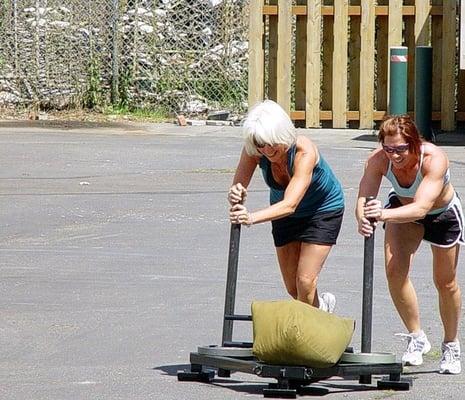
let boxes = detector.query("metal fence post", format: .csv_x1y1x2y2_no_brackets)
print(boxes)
111,0,120,106
389,46,408,115
415,46,434,141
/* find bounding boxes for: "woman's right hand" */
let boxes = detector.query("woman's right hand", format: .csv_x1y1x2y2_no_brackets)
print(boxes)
228,183,247,205
358,216,376,237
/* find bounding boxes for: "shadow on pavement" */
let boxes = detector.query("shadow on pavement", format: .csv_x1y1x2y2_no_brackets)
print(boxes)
352,134,378,143
352,131,465,147
402,369,439,376
154,364,389,397
153,364,191,376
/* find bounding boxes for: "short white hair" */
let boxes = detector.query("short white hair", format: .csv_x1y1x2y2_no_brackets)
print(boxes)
242,100,296,156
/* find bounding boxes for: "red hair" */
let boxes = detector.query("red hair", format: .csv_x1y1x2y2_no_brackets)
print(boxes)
378,115,423,157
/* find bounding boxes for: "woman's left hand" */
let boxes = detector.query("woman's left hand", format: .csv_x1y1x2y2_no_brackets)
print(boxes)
229,204,253,225
363,199,384,222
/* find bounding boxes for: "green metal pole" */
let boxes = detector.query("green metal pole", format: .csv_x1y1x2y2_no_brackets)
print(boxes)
389,46,408,115
415,46,434,141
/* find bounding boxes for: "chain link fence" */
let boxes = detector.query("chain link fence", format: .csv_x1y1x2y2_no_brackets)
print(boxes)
0,0,249,116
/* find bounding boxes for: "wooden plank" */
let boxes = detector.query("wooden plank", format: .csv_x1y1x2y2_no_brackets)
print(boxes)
430,6,444,16
379,6,418,16
290,110,464,121
379,5,442,16
332,0,349,128
404,0,415,113
387,0,403,114
431,0,442,114
349,0,361,128
322,6,335,16
291,110,385,121
293,5,307,15
401,6,416,16
388,0,403,49
458,70,465,115
359,0,375,128
321,0,333,124
306,0,322,127
376,0,388,113
458,3,465,117
248,0,265,109
268,0,278,102
461,0,465,70
415,0,431,46
276,0,293,114
262,5,428,16
441,0,457,130
295,0,308,126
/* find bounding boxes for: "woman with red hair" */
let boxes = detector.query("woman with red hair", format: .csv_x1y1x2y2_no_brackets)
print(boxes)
356,114,464,374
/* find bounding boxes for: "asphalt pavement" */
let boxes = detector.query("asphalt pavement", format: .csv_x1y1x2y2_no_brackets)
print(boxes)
1,120,464,399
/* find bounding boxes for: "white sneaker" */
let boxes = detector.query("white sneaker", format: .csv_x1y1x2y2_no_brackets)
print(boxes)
439,341,461,374
395,330,431,366
318,292,336,313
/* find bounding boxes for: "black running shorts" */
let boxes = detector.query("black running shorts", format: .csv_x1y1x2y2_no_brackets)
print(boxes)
271,208,344,247
385,193,465,248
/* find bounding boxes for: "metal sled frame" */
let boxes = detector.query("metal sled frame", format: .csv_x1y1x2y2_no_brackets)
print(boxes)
178,215,412,398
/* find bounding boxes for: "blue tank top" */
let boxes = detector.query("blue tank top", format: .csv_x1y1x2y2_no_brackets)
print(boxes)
259,144,344,218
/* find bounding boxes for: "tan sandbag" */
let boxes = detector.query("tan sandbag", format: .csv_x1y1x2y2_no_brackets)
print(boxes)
252,299,355,368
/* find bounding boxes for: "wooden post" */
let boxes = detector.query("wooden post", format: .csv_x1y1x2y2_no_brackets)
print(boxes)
415,0,431,46
404,0,416,114
458,70,465,119
376,0,389,114
276,0,292,114
431,0,442,116
295,0,307,126
441,0,457,130
248,0,265,109
332,0,349,128
413,0,431,124
349,0,361,128
460,0,465,70
306,0,322,127
268,0,278,102
387,0,403,113
359,0,375,128
388,0,403,48
322,0,334,126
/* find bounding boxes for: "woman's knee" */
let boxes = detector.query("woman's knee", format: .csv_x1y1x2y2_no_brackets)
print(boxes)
385,261,409,284
296,273,318,293
434,275,460,294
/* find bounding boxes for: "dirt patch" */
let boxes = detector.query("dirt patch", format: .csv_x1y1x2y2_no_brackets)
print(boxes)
0,108,173,129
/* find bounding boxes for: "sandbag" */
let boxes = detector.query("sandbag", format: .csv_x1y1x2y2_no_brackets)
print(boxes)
252,299,355,368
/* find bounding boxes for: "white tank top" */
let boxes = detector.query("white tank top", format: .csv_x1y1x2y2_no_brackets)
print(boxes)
385,145,450,198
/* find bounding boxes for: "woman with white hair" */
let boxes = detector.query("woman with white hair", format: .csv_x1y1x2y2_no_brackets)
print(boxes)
228,100,344,312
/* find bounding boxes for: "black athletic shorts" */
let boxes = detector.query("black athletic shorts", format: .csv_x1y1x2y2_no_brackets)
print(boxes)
271,208,344,247
385,192,465,248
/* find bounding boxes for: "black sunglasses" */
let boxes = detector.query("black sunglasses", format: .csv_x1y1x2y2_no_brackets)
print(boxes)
382,144,409,154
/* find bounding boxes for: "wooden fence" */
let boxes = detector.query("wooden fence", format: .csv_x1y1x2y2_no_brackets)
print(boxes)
461,0,465,70
248,1,465,130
